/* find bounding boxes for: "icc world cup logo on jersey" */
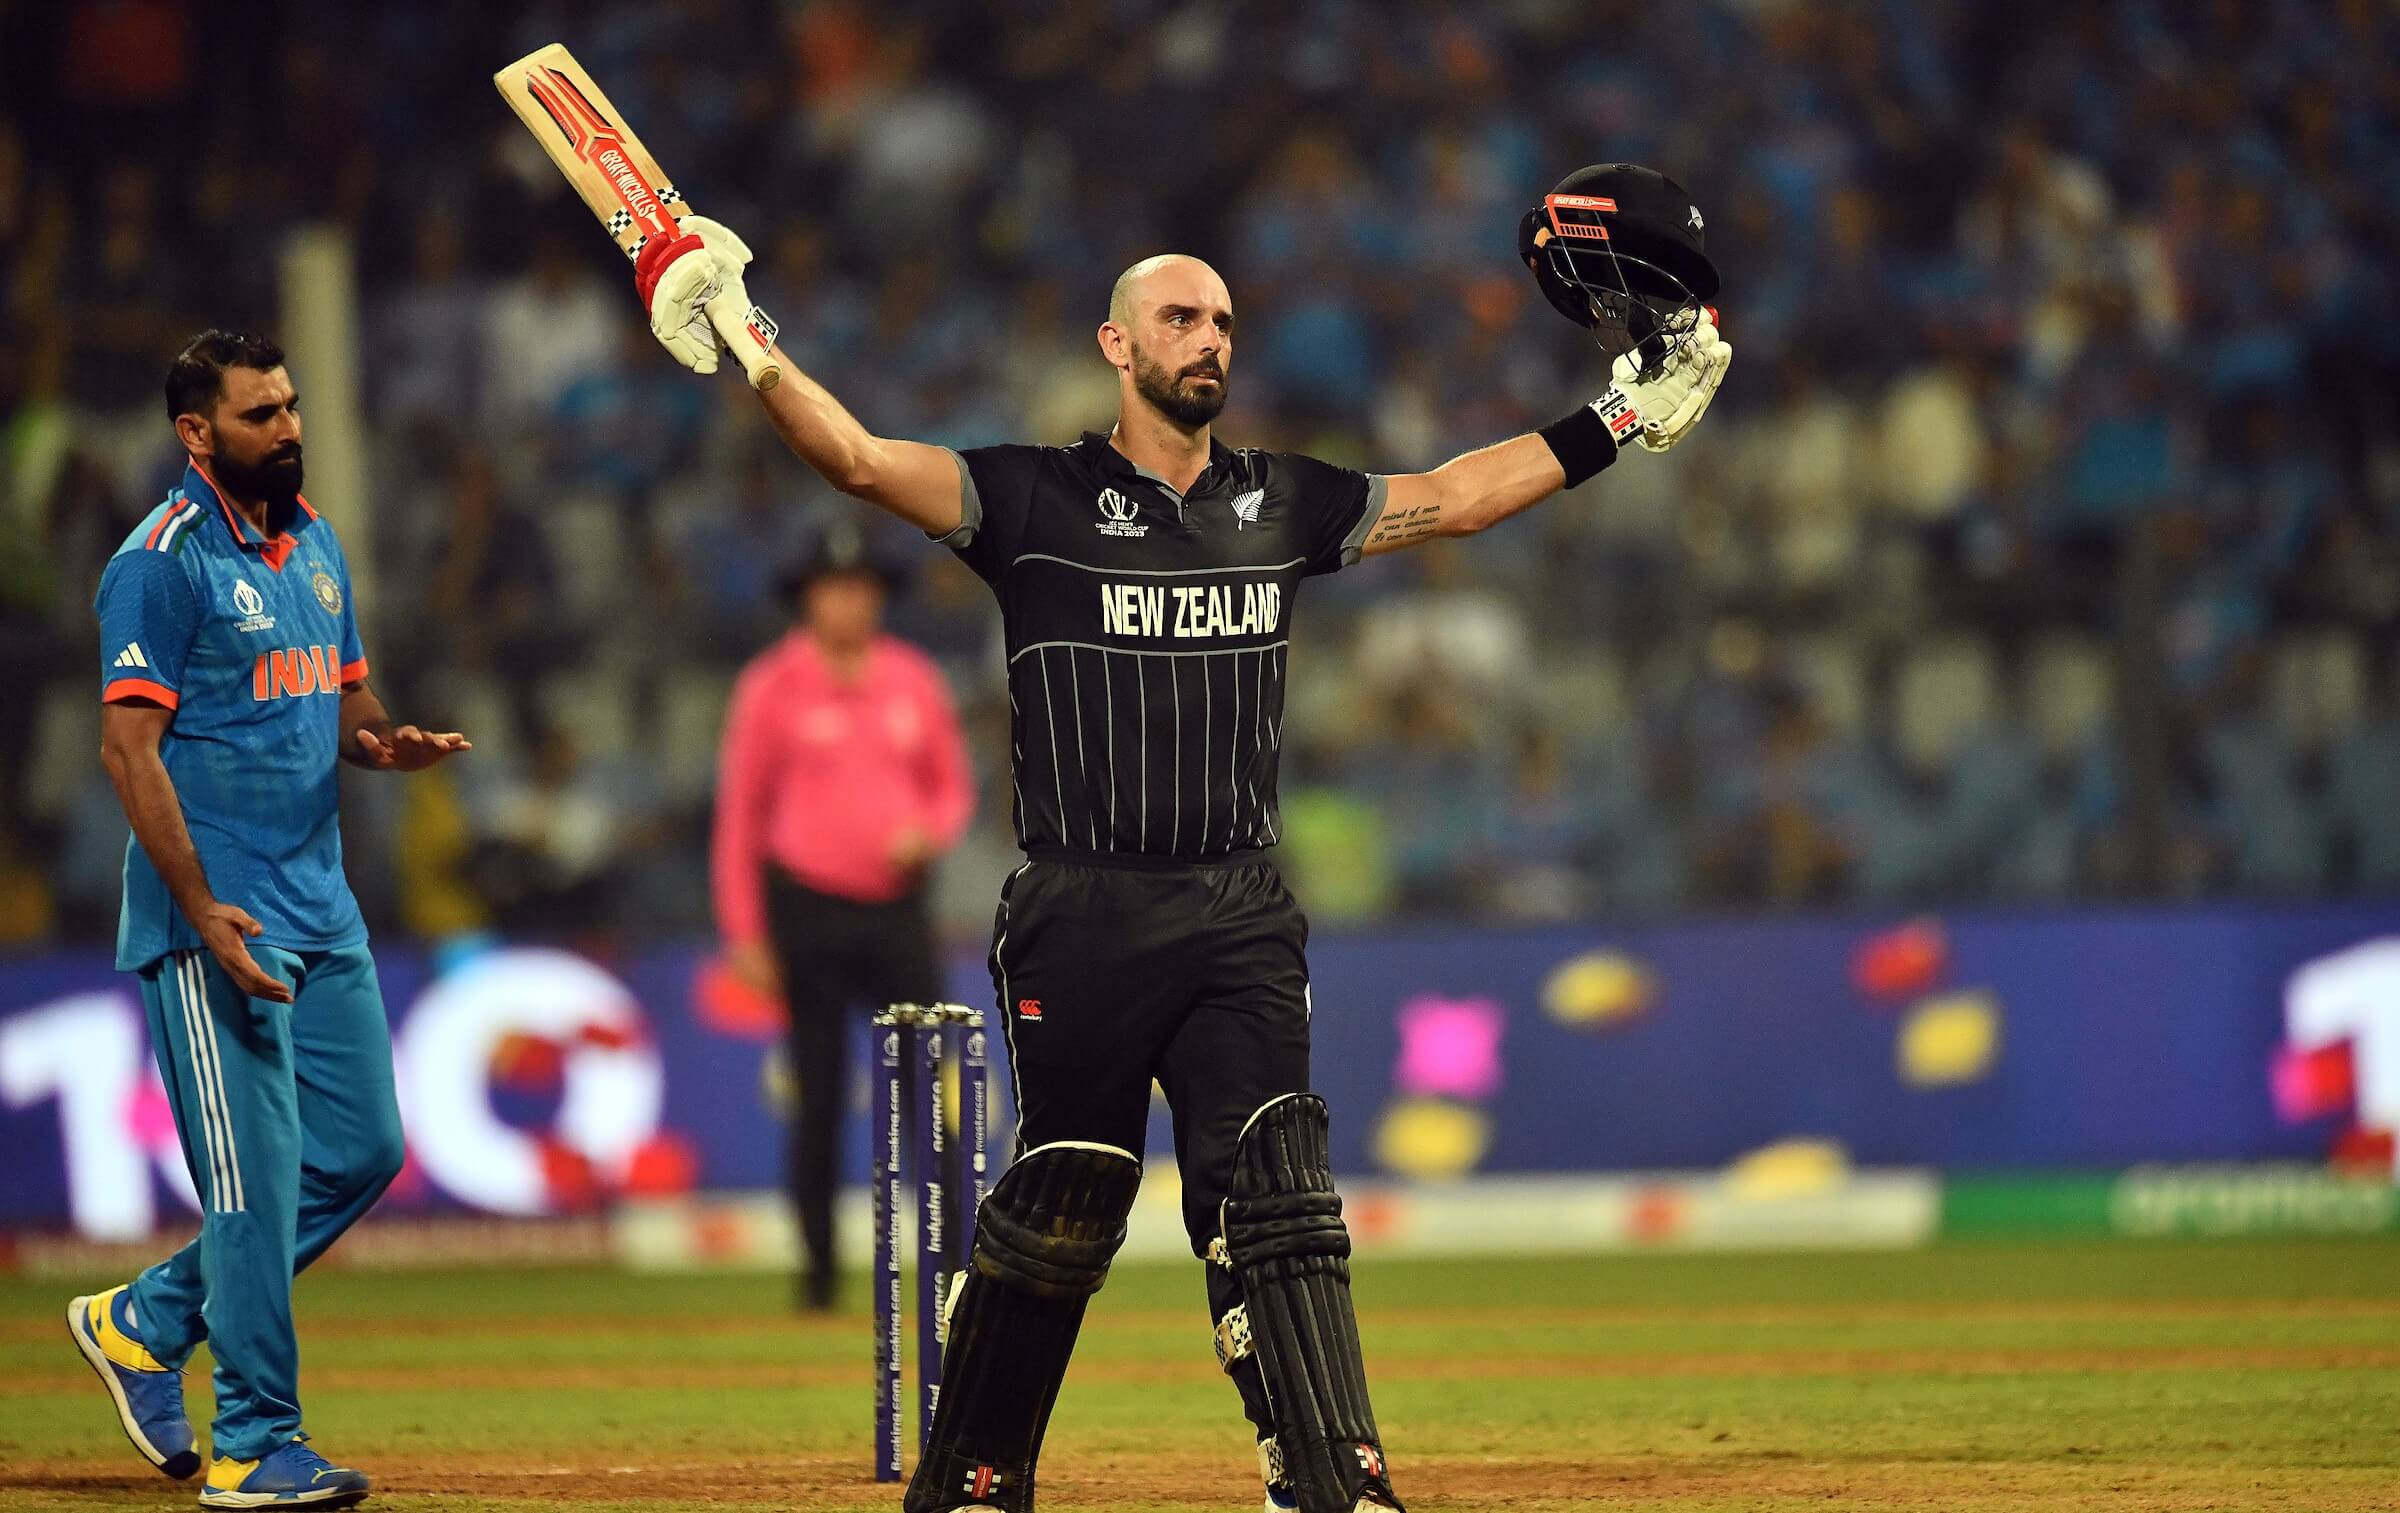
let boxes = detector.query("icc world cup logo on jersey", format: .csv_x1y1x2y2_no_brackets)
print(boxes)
313,568,342,615
230,578,276,634
1094,487,1148,539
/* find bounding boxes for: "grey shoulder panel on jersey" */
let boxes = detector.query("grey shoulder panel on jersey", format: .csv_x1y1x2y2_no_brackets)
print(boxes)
931,447,984,551
1337,475,1390,569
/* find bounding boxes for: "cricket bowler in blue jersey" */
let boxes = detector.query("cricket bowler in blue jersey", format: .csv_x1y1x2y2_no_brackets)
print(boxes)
67,331,470,1509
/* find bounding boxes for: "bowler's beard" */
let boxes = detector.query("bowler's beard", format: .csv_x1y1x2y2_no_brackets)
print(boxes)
213,443,304,508
1131,344,1227,428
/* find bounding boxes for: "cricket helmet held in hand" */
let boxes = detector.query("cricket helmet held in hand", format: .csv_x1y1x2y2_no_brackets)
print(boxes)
1519,163,1719,372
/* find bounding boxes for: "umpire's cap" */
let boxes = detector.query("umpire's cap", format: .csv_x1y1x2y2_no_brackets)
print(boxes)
776,521,908,604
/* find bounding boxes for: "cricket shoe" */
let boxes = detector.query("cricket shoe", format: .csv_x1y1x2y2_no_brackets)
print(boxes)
66,1285,201,1479
199,1440,371,1508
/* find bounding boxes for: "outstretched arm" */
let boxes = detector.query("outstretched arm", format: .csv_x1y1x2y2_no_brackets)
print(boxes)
1362,435,1567,555
745,344,966,537
1362,320,1732,557
633,216,965,537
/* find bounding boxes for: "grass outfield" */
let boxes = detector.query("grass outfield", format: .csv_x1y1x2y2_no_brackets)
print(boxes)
4,1237,2398,1511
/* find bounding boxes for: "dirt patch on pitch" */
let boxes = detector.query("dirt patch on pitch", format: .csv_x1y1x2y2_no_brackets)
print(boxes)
10,1342,2397,1400
8,1452,2396,1510
10,1295,2400,1348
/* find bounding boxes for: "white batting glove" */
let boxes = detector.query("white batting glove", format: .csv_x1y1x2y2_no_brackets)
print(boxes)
684,215,755,319
1610,317,1732,453
632,215,755,375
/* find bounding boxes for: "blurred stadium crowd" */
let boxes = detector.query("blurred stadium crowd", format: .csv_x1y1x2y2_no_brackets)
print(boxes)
2,0,2396,945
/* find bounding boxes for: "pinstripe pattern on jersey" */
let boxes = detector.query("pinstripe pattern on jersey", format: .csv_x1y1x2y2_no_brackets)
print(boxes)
952,435,1376,863
1007,641,1288,858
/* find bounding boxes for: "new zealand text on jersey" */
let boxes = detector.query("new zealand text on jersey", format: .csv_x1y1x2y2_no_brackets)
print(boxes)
1100,580,1284,639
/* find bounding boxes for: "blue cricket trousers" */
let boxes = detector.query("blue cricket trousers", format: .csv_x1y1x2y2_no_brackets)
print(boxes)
125,943,405,1460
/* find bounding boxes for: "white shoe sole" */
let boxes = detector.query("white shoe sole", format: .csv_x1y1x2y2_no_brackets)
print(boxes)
65,1295,197,1479
197,1488,368,1509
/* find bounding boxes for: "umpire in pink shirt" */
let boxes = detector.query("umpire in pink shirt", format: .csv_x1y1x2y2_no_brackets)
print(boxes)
712,526,974,1309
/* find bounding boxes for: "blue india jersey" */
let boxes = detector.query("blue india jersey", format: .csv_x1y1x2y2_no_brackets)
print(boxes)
95,460,369,971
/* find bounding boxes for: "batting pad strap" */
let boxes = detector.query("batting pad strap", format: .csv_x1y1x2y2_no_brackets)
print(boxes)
1214,1303,1255,1371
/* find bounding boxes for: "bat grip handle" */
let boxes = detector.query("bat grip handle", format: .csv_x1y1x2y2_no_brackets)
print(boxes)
705,289,782,393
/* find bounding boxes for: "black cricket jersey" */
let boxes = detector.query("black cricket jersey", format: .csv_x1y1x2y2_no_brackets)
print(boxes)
938,432,1387,863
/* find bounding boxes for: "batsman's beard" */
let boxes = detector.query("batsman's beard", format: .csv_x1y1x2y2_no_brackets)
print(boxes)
1132,343,1227,428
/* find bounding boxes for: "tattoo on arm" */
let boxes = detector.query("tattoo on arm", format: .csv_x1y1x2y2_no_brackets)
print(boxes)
1364,502,1443,549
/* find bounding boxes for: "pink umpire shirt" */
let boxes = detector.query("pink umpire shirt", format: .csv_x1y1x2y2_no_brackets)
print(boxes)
712,631,974,943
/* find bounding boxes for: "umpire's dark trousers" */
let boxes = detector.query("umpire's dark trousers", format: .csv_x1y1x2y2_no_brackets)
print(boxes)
763,869,943,1301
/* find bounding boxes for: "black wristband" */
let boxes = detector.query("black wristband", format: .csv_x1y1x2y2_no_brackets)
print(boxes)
1537,391,1635,488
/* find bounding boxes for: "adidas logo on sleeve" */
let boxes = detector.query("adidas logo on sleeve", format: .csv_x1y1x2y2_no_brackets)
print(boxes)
114,643,150,669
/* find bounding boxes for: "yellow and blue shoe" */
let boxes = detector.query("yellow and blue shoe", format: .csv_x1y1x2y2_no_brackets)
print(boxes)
199,1440,371,1508
66,1285,201,1479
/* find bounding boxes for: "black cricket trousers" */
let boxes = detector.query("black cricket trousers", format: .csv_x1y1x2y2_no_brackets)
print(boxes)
988,846,1313,1443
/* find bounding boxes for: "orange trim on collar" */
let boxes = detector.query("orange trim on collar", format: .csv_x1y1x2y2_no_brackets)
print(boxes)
189,459,260,544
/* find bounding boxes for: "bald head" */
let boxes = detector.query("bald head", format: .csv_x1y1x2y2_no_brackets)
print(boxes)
1101,253,1235,430
1107,254,1229,328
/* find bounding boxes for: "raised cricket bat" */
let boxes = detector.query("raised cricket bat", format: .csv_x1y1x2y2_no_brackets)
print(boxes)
493,43,781,391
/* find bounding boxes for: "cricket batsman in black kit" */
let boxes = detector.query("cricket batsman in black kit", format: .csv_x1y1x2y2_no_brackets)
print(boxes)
631,165,1731,1512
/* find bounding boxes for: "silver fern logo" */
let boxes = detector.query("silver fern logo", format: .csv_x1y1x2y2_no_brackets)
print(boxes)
1230,489,1263,528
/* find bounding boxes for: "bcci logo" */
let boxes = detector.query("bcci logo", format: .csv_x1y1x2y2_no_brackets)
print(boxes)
230,578,275,634
1230,489,1263,529
1095,487,1147,539
312,568,342,616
